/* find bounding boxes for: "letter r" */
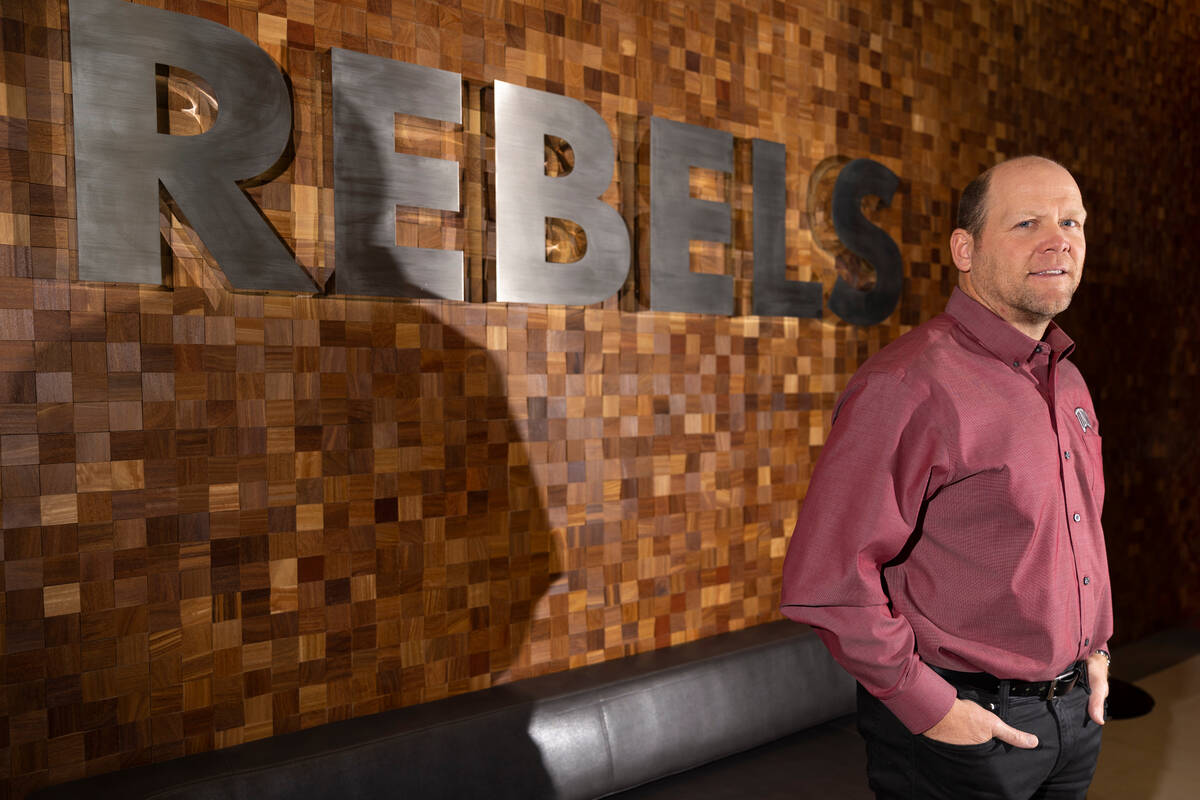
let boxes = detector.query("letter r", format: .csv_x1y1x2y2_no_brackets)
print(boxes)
68,0,315,291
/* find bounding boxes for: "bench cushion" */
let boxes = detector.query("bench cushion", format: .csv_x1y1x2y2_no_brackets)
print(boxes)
34,621,854,800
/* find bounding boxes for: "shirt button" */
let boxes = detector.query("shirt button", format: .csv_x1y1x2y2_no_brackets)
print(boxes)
1012,360,1020,368
1035,345,1044,353
1084,637,1091,647
1083,576,1091,585
1064,450,1071,460
1073,513,1082,522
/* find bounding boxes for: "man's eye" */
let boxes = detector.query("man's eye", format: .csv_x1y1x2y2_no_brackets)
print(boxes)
1016,220,1035,228
1061,219,1080,228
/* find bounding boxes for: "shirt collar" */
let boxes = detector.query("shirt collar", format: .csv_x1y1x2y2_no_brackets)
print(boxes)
944,287,1075,365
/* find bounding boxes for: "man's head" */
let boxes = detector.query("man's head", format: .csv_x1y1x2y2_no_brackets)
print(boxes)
950,156,1086,339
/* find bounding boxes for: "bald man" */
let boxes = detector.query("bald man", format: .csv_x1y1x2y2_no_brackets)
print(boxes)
781,157,1111,799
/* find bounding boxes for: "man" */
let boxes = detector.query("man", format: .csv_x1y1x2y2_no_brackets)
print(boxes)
780,156,1111,799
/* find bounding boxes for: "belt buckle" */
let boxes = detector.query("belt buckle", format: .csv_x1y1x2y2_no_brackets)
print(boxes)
1044,667,1079,700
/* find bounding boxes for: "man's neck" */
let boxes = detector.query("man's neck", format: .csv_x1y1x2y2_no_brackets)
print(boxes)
958,285,1051,341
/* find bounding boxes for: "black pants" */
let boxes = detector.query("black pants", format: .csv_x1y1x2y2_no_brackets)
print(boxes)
856,681,1103,799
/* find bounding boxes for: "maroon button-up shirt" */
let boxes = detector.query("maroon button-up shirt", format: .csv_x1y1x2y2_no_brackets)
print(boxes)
780,288,1111,734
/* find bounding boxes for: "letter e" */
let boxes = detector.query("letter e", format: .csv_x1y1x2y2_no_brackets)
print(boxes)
649,118,733,315
332,48,464,300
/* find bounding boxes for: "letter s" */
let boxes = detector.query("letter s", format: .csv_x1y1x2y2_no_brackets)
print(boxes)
829,159,903,326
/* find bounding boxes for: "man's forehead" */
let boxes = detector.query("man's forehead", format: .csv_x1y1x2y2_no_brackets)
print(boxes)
989,162,1083,210
1000,189,1086,214
991,159,1078,188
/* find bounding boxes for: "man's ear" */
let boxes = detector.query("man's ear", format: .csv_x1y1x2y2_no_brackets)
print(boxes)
950,228,974,274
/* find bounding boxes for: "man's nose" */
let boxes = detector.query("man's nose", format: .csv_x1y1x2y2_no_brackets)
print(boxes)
1043,234,1071,252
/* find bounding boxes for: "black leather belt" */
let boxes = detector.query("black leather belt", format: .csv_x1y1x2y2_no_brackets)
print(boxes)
931,662,1085,701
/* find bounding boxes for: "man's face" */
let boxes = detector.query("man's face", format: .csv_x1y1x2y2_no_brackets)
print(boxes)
953,159,1087,336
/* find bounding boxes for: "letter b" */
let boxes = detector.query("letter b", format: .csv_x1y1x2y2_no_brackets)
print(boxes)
493,82,630,305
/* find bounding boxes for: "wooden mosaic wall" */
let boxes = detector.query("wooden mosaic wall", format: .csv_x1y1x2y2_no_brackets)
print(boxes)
1,0,1198,794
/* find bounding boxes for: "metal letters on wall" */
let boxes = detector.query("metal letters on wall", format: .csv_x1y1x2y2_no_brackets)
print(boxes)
648,117,734,315
331,48,464,300
67,2,906,324
493,81,631,305
69,0,315,292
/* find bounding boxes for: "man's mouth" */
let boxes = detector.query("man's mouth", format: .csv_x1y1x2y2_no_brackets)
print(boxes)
1029,269,1067,276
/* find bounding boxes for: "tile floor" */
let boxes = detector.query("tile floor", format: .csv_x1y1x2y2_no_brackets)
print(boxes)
1090,629,1200,799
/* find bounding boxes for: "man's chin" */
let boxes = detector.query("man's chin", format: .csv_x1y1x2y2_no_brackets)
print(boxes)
1021,291,1076,320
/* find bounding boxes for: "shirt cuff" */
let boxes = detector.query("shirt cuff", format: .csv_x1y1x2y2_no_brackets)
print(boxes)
878,663,958,734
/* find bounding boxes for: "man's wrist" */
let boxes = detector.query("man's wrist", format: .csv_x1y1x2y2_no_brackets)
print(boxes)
1091,648,1111,670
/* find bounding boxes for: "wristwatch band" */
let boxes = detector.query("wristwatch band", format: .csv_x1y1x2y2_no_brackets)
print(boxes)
1093,648,1111,668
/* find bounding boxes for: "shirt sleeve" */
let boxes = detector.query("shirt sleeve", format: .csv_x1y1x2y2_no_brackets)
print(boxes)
1075,372,1113,660
1093,561,1114,657
780,370,957,734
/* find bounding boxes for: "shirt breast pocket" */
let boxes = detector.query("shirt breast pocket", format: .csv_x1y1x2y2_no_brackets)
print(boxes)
1064,401,1103,498
1082,430,1104,504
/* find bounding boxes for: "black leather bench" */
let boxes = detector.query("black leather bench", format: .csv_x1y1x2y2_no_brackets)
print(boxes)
34,621,869,799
